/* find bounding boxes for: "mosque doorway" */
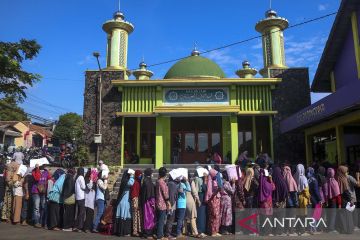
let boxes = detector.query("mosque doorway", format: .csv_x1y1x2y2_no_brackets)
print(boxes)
171,117,222,164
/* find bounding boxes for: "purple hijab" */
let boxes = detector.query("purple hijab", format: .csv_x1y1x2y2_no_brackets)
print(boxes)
259,169,273,203
272,166,288,203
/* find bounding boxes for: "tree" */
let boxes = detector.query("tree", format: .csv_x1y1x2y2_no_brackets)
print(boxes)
53,113,83,144
0,39,41,102
0,97,29,121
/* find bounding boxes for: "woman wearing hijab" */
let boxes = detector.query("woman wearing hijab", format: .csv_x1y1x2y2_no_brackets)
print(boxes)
219,171,235,235
62,169,76,231
258,168,274,236
335,165,354,234
114,169,135,236
271,166,288,236
47,172,66,230
176,176,191,238
165,175,180,238
316,166,327,204
184,172,201,238
233,165,245,234
83,168,96,233
141,168,156,239
282,165,298,236
130,170,142,237
93,170,108,232
194,169,207,237
205,168,222,237
293,164,311,236
323,168,341,233
74,167,86,232
306,167,322,234
12,165,23,225
243,167,259,209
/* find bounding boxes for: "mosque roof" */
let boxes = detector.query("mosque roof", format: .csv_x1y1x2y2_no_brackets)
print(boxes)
164,51,226,79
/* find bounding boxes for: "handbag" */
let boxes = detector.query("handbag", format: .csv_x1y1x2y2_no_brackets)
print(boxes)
64,194,75,205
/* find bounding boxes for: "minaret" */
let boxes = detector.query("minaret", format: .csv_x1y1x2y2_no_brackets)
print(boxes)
102,8,134,72
255,9,288,77
133,61,154,80
235,61,258,78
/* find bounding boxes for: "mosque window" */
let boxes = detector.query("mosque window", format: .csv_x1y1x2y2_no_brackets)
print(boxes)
256,116,271,156
140,118,155,158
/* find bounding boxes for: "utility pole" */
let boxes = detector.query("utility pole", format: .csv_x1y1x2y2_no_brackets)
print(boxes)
93,52,102,166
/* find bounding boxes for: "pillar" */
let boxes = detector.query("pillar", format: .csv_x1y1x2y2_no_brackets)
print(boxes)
335,125,346,165
163,117,171,165
222,116,231,160
230,115,239,164
269,116,274,160
252,116,257,159
305,132,313,167
156,116,164,169
136,117,141,157
120,117,125,167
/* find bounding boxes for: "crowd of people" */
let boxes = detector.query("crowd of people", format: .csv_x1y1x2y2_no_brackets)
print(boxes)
0,153,360,239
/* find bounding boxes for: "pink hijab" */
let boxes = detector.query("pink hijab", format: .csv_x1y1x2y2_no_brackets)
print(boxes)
283,166,298,192
323,168,340,200
205,169,218,202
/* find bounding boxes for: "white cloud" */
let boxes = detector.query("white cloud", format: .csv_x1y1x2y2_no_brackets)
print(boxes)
318,4,328,11
252,40,262,49
77,55,92,65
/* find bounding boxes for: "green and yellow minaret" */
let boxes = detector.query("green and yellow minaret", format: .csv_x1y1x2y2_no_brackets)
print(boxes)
102,10,134,73
255,9,288,77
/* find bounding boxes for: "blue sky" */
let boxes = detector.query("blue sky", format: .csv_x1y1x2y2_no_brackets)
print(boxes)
0,0,340,121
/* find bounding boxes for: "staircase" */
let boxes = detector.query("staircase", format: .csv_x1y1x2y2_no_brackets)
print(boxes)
110,164,228,199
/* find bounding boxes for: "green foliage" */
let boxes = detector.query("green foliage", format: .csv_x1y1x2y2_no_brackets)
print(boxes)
0,39,41,102
74,144,89,167
53,113,83,143
0,97,29,121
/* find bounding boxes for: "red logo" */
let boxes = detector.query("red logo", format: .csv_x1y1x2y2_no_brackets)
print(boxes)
237,213,258,234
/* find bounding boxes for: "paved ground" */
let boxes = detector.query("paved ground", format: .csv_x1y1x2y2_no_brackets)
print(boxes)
0,223,360,240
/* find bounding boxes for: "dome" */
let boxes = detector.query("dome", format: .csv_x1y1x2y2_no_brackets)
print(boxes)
164,54,226,79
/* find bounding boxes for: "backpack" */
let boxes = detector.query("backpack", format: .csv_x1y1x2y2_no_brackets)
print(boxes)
37,170,48,194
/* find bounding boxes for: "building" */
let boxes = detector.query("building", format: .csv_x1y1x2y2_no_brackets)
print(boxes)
0,121,53,150
83,7,311,167
281,0,360,167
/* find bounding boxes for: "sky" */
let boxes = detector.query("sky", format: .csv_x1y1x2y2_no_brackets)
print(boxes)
0,0,341,121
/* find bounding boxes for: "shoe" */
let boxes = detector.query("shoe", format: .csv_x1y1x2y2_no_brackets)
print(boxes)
52,227,61,231
62,228,72,232
92,229,99,233
278,233,287,237
34,224,42,228
21,221,28,226
328,230,339,234
300,232,310,236
268,234,274,236
354,227,360,232
249,233,258,236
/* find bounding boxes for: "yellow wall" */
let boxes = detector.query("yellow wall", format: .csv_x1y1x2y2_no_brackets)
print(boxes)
13,122,29,147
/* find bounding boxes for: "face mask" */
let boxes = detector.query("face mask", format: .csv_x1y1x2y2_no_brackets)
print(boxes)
138,176,143,182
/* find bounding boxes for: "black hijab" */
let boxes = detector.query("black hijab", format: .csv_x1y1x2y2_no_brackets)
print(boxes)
116,169,130,204
316,166,326,187
141,168,155,205
271,166,288,203
76,167,84,181
62,172,75,199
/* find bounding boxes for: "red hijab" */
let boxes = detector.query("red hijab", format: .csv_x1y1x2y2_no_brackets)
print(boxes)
130,170,142,199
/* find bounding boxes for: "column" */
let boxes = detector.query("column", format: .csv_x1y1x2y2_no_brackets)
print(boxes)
305,132,313,167
335,125,346,165
163,117,171,165
222,116,231,159
120,117,125,167
136,117,141,157
252,116,257,159
230,115,238,164
269,116,274,160
155,116,164,169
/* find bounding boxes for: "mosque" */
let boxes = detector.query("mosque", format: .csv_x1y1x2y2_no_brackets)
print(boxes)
83,6,311,167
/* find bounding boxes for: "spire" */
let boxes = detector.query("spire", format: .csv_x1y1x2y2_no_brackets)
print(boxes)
191,43,200,56
235,60,258,78
255,8,288,77
133,59,154,80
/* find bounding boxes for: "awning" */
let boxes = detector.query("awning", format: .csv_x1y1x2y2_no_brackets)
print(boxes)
280,80,360,133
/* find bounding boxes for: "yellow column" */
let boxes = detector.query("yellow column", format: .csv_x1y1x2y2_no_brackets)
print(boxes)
305,132,313,167
230,115,239,164
136,117,141,157
335,125,346,165
269,116,274,160
155,116,164,169
252,116,257,159
351,12,360,78
121,117,125,167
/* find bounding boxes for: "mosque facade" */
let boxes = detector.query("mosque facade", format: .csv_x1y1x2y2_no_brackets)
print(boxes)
83,7,311,167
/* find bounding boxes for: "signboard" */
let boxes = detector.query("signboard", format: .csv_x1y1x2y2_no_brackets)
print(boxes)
164,88,229,105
